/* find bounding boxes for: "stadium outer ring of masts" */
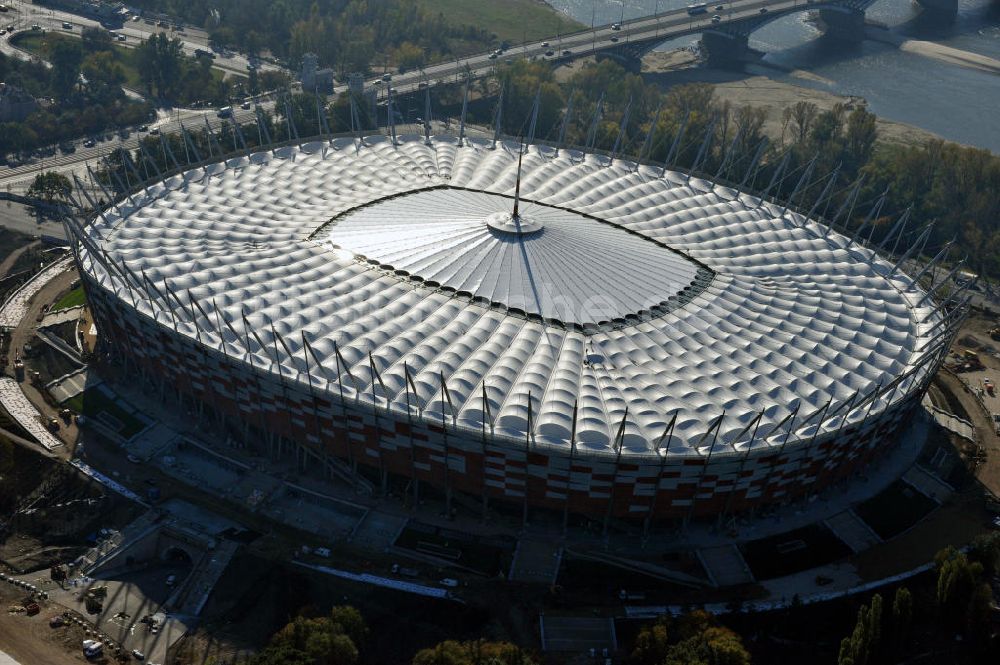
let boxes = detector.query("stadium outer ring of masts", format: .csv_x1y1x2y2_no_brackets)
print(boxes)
68,132,963,525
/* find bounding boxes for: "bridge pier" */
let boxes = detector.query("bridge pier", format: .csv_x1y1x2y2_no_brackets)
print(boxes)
818,7,865,42
700,32,757,67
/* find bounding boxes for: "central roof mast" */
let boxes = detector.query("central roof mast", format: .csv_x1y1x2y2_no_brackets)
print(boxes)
513,141,524,222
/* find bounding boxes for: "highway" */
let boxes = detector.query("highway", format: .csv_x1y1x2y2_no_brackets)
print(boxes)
0,1,278,78
0,0,834,191
0,105,261,192
357,0,827,98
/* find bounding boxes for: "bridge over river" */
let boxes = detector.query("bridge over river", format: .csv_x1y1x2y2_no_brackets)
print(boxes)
362,0,957,99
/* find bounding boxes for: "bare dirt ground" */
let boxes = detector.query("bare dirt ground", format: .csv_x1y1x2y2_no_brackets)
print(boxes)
640,51,941,149
0,583,93,665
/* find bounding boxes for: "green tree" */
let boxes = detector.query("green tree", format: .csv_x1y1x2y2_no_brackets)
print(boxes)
50,39,84,97
136,33,184,99
890,587,912,649
250,606,366,665
936,547,982,627
629,610,750,665
412,639,537,665
27,171,72,203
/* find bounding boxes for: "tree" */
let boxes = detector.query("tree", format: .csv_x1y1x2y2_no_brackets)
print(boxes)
783,101,818,145
890,587,912,649
837,594,882,665
629,611,750,665
843,106,877,171
50,39,84,98
27,172,72,203
412,639,538,665
135,33,184,99
250,606,366,665
936,547,982,626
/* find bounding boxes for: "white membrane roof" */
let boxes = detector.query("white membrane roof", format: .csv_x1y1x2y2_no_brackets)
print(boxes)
316,187,705,324
81,135,939,457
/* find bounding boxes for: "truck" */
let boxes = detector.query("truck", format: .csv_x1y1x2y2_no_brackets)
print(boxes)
687,3,708,14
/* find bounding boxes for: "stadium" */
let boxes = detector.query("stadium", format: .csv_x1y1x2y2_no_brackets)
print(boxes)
70,132,959,525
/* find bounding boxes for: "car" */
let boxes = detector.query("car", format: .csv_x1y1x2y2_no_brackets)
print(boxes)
381,73,391,82
541,41,549,47
132,15,140,21
545,50,554,56
0,29,5,35
139,125,149,132
758,7,768,12
83,139,95,148
610,36,618,42
562,49,571,56
611,23,621,30
62,21,72,29
241,100,251,110
117,34,126,41
150,127,160,135
715,4,724,9
126,454,141,463
165,574,176,586
31,24,41,31
712,14,721,22
488,52,497,59
216,106,233,118
985,378,995,395
418,81,428,88
131,649,145,660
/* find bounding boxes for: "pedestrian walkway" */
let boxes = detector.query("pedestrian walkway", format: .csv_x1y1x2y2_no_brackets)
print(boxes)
697,544,754,588
509,539,563,584
902,466,954,505
924,400,976,442
0,256,72,328
0,377,63,450
824,510,882,554
540,616,616,653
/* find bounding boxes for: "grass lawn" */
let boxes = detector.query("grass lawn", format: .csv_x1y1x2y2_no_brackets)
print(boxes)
739,523,853,580
51,286,85,311
11,30,229,96
419,0,585,43
854,479,939,540
63,387,148,440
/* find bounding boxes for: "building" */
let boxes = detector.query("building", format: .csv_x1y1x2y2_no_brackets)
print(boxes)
299,53,335,95
0,83,38,123
72,134,960,525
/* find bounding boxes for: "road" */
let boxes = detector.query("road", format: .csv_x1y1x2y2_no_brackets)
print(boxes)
0,104,263,192
0,0,847,192
0,0,277,77
355,0,832,99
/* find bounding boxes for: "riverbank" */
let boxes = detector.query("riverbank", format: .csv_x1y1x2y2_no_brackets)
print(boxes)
641,50,942,148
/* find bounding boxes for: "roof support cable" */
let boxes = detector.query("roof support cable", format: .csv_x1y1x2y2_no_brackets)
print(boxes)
584,91,605,153
686,112,718,183
662,109,691,176
610,96,633,162
491,83,505,149
636,103,663,173
557,88,576,150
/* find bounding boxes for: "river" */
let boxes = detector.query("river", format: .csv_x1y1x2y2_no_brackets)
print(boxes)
547,0,1000,152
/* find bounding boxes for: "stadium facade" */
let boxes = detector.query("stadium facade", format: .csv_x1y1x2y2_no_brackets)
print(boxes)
70,134,962,523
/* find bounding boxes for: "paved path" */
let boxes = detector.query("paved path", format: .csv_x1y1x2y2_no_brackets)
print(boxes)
0,376,63,449
824,510,881,554
0,256,72,328
938,371,1000,497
